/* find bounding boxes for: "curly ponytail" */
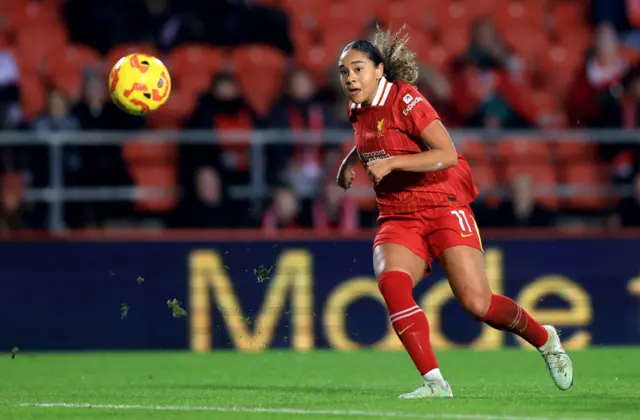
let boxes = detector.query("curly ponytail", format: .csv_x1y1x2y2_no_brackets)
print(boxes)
373,24,419,84
342,24,420,85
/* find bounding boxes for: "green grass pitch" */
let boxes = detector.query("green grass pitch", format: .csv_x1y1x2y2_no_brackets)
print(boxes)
1,348,639,419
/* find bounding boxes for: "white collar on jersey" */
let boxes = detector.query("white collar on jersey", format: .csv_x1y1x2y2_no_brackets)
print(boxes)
350,76,393,110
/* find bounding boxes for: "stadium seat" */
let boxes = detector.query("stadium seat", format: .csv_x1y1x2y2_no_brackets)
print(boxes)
146,89,196,130
106,43,160,71
45,44,103,77
504,161,560,208
8,0,61,30
168,44,226,97
122,139,178,212
231,45,287,115
15,25,68,72
554,139,598,162
0,0,21,15
561,161,610,210
468,162,500,206
315,1,370,34
495,136,552,162
19,72,46,119
280,0,325,28
551,2,588,31
49,69,83,100
456,136,493,163
377,0,430,30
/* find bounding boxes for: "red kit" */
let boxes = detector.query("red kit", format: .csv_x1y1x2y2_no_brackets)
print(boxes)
348,77,482,271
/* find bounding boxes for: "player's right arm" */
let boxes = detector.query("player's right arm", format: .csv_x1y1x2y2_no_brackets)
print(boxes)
336,146,359,190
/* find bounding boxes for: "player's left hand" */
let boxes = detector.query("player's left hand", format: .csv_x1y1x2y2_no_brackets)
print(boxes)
365,157,395,184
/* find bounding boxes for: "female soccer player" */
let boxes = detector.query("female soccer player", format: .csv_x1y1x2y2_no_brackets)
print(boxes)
336,26,573,398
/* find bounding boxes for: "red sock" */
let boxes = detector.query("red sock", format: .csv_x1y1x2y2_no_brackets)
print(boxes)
379,271,438,375
481,294,549,347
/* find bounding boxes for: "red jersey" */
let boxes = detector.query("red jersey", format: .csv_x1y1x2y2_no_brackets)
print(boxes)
348,77,478,215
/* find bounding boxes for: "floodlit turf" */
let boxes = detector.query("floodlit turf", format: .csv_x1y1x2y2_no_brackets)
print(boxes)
1,348,638,420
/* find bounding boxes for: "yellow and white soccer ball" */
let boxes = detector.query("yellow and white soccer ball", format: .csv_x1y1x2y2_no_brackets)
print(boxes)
108,53,171,115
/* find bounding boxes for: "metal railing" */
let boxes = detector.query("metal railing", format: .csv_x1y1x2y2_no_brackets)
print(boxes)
0,128,638,231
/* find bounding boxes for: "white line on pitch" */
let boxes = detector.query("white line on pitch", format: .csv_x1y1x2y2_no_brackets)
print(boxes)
17,402,611,420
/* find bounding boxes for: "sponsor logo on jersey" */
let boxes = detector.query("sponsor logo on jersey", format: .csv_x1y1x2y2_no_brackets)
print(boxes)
402,96,423,116
402,94,413,104
376,119,385,137
360,149,390,163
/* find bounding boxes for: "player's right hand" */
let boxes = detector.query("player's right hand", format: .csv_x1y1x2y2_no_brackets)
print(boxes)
336,166,356,190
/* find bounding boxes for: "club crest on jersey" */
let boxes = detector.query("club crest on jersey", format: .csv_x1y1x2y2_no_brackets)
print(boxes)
376,119,384,137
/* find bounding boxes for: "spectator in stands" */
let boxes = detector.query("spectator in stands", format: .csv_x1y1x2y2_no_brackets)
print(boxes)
261,185,311,233
170,166,245,228
475,174,556,227
73,69,145,131
0,50,21,130
71,69,135,226
266,68,335,193
0,172,31,231
312,180,359,232
466,18,521,76
567,22,636,128
33,90,80,132
451,61,531,128
185,72,257,185
188,0,293,55
612,172,640,227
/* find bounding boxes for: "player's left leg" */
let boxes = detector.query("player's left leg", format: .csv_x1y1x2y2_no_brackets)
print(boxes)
427,207,573,391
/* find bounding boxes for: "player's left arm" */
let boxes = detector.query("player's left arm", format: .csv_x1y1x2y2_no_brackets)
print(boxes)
388,120,458,173
365,92,457,183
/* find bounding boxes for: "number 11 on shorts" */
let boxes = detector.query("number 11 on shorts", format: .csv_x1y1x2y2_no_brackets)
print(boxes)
451,209,474,237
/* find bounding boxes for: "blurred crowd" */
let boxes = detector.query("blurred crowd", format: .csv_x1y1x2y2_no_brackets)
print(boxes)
1,0,640,232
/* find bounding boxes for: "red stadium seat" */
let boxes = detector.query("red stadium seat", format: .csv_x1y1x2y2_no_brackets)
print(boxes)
561,161,610,210
551,2,588,31
554,140,598,162
15,25,68,71
231,45,287,115
496,137,552,162
469,162,500,206
8,1,61,30
49,70,83,101
168,44,226,96
376,0,430,31
146,89,196,129
106,43,160,70
122,139,178,212
45,44,103,78
456,136,493,163
19,72,46,119
504,162,560,208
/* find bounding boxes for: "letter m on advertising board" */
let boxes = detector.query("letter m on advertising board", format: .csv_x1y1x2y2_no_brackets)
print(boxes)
189,249,313,352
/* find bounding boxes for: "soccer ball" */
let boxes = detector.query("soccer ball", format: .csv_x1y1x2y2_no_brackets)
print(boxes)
108,53,171,115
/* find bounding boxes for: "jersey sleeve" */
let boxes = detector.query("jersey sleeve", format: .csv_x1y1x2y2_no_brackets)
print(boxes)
396,87,440,137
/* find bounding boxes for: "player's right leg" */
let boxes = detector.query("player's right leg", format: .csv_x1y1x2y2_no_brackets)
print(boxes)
373,219,453,399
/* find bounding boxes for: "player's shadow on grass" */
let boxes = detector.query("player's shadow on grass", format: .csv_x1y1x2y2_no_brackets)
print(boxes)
146,383,394,396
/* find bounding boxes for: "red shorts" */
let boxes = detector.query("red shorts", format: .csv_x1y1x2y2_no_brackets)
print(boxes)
374,205,483,273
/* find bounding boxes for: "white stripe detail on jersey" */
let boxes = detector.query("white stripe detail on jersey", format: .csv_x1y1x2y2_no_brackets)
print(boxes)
370,76,388,106
389,305,420,322
379,81,393,106
350,102,356,110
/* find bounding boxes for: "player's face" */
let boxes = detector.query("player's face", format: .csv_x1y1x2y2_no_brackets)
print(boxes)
338,48,383,105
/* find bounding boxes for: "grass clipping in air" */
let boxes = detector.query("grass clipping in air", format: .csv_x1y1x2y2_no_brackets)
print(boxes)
167,299,188,319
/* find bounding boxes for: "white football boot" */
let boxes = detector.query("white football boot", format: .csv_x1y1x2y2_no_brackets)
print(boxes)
399,379,453,399
538,325,574,391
